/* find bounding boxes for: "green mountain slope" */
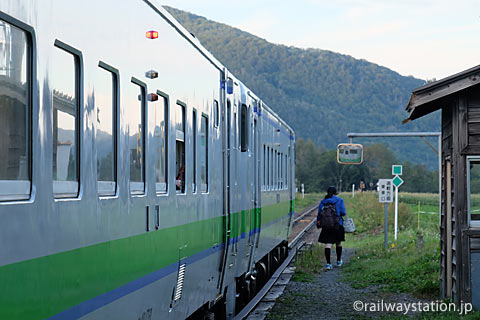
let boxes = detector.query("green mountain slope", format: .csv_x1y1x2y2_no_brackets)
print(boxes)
165,6,441,169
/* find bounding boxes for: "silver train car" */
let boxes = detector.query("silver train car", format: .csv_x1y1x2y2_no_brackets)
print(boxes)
0,1,295,319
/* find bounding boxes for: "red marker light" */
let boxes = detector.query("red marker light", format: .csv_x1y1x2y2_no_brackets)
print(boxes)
146,30,159,39
148,93,159,102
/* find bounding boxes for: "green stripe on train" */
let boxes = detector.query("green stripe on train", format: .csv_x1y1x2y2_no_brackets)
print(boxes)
0,201,292,319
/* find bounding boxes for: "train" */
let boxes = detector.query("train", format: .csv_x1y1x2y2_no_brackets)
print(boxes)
0,1,295,319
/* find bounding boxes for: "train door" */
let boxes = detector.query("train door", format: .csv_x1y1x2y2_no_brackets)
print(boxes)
248,114,260,272
217,94,232,296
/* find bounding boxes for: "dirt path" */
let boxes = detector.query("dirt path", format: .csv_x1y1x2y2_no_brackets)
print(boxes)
265,241,426,319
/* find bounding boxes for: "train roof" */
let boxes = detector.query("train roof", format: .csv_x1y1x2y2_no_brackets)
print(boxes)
149,1,295,138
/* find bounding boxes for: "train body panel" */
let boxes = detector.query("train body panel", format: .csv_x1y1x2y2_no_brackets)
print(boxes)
0,1,295,319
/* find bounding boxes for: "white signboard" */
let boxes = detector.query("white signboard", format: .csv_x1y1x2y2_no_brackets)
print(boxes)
378,179,393,203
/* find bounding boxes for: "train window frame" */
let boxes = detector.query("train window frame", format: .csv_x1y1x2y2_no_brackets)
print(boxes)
155,90,169,194
192,108,197,193
129,77,146,195
0,14,34,201
175,100,186,194
240,104,248,152
200,113,209,193
96,61,118,197
52,39,82,199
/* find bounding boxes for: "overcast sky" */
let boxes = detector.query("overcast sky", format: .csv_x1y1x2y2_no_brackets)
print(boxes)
161,0,480,80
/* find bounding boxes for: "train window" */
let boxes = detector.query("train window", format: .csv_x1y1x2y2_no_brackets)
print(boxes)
155,91,168,193
233,111,237,149
240,104,248,152
175,101,186,193
52,40,81,198
263,145,266,190
192,109,197,193
200,115,208,192
96,62,118,196
280,152,283,189
274,151,278,190
128,78,145,194
266,146,269,190
270,148,274,189
278,152,281,189
213,100,219,128
0,20,31,201
273,150,276,190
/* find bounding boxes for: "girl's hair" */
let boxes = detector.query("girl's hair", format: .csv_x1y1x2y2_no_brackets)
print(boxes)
325,186,337,199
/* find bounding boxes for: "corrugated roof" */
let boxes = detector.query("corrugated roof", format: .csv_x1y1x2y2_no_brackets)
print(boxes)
404,64,480,123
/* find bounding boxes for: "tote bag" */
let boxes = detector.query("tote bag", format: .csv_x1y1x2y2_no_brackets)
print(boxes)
344,217,355,233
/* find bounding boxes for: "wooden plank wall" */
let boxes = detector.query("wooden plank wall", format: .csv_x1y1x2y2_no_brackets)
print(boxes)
455,95,469,303
467,88,480,146
441,105,453,298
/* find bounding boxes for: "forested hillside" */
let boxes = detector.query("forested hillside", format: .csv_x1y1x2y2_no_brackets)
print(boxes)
165,6,440,169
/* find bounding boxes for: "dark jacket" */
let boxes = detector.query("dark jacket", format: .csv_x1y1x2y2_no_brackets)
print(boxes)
317,195,347,226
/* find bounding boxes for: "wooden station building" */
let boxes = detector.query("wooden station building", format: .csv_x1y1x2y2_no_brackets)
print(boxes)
404,65,480,307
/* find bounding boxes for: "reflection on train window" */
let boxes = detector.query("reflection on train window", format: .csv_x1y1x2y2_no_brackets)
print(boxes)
128,78,145,194
214,100,219,128
200,115,208,192
176,101,185,193
240,104,247,152
192,109,197,193
0,20,30,201
52,41,80,198
155,93,168,193
96,63,117,196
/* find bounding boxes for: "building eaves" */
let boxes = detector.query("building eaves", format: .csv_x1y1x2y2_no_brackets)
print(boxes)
404,64,480,123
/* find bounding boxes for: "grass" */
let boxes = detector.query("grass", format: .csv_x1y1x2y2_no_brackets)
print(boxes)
343,229,440,296
294,192,322,213
290,192,480,318
340,191,440,297
291,244,324,282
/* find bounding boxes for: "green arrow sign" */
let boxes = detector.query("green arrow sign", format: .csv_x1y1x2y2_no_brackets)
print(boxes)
392,175,404,188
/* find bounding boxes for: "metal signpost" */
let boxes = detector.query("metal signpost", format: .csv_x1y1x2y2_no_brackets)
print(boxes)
347,132,441,227
391,166,404,241
378,179,393,248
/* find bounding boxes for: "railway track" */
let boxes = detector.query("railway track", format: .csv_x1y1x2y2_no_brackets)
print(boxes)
233,205,319,320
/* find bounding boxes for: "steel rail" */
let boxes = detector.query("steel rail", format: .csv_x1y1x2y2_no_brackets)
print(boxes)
293,204,318,224
233,207,318,320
